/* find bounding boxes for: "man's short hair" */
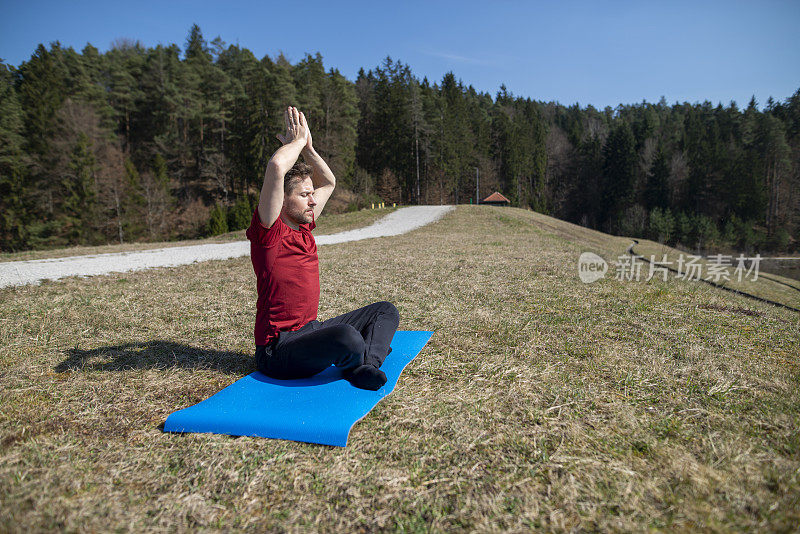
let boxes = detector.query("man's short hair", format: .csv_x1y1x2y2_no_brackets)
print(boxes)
285,162,313,194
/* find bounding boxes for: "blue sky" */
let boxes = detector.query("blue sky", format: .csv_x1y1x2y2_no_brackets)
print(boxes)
1,0,798,109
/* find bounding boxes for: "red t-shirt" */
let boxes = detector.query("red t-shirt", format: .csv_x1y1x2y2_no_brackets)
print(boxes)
246,210,320,346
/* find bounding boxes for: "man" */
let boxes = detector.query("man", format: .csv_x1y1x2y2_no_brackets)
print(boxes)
246,106,399,391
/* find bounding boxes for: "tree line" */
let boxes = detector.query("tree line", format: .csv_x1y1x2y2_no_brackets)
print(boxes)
1,25,798,253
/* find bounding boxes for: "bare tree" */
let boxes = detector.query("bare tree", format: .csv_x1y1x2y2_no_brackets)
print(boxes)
52,98,127,243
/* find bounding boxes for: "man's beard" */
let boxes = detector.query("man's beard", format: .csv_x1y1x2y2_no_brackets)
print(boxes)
288,206,313,225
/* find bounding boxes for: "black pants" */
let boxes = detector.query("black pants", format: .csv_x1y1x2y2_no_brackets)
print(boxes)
255,301,400,379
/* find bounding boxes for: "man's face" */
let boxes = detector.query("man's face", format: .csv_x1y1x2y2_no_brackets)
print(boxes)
282,176,316,226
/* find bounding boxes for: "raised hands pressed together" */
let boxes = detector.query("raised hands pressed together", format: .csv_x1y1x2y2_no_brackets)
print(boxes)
257,106,335,229
276,106,312,150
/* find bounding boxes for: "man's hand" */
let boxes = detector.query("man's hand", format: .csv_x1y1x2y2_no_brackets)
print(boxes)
276,107,309,146
269,106,334,222
258,107,309,229
303,114,313,152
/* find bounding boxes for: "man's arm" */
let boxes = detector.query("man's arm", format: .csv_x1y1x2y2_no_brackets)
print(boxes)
258,107,308,228
302,143,336,220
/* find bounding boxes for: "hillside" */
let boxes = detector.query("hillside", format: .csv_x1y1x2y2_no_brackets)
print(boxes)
1,206,798,531
522,208,800,311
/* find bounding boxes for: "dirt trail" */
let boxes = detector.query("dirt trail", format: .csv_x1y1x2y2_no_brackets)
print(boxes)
0,206,454,288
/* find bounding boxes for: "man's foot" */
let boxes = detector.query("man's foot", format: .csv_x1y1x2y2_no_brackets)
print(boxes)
343,365,387,391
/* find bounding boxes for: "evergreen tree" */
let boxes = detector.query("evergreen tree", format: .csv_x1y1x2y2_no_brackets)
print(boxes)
318,67,359,185
207,203,228,235
675,212,693,246
644,147,670,210
570,134,604,228
438,72,473,204
756,114,791,236
77,44,114,122
217,44,261,195
16,43,70,156
601,121,637,230
185,24,212,63
292,53,325,124
106,41,145,154
122,158,146,239
648,207,675,243
141,153,175,239
227,195,252,231
731,101,767,221
62,133,98,244
0,62,29,249
137,44,183,175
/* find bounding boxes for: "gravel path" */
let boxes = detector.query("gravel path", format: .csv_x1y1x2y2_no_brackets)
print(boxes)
0,206,453,288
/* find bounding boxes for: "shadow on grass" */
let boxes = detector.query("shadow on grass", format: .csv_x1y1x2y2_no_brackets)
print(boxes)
55,340,254,375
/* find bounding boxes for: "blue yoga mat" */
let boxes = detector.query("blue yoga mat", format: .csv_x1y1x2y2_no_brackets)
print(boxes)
163,330,433,446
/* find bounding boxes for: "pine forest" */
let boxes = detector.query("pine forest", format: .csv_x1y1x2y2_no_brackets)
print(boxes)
1,25,799,254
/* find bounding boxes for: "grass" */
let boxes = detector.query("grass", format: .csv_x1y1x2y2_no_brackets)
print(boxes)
630,240,800,310
1,205,798,532
0,206,396,263
518,209,800,310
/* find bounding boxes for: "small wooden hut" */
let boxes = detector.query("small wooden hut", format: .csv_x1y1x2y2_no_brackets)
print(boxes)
481,192,510,206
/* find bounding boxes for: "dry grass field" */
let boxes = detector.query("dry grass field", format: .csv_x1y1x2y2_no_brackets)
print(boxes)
1,206,798,532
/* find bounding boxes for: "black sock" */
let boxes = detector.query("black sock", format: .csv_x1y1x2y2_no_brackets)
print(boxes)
343,364,387,391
